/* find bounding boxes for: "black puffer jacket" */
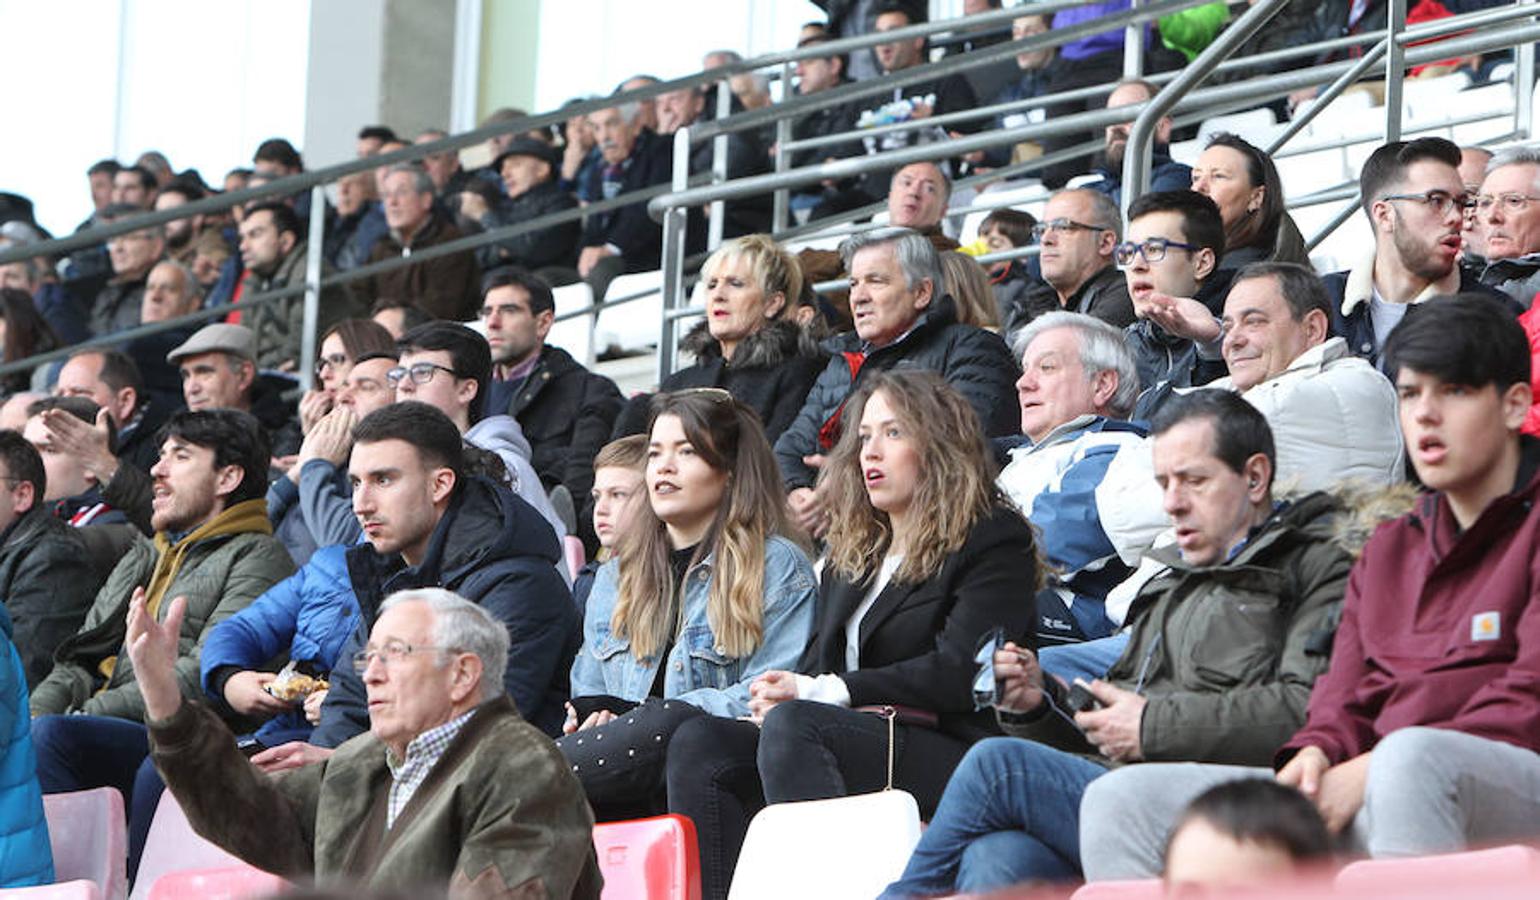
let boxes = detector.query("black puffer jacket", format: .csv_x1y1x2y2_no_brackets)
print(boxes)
0,508,101,687
774,296,1021,490
612,318,828,444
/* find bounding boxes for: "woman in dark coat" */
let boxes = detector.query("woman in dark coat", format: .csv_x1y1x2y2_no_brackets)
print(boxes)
664,370,1042,900
612,234,826,442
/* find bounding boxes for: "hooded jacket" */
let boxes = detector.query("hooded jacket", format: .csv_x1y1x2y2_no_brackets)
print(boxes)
311,476,577,744
199,544,362,744
1008,492,1354,767
464,415,568,542
0,607,51,889
613,318,828,445
0,509,101,688
29,499,295,722
774,295,1020,491
1281,438,1540,767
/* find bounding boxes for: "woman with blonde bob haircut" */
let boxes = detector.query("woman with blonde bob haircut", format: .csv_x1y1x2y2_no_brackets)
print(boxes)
560,388,817,823
611,234,827,443
665,371,1042,900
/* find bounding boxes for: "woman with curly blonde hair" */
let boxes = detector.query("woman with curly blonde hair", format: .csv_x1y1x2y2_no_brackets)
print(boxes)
666,370,1042,900
560,388,817,823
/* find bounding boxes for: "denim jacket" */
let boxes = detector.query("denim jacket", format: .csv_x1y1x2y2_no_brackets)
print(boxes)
570,535,817,717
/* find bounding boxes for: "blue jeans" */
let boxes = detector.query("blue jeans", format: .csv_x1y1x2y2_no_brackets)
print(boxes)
1039,632,1130,686
879,737,1110,898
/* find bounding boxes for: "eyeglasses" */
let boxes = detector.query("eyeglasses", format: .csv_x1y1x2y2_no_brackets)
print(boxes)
1114,237,1200,266
351,639,456,674
314,353,348,376
385,362,459,387
1031,218,1109,241
1475,192,1540,214
1380,190,1475,216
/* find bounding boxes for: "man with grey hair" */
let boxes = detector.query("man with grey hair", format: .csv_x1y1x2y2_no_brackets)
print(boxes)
354,164,481,321
578,98,672,300
91,203,167,337
775,227,1020,534
1008,188,1133,333
1476,144,1540,305
996,311,1161,648
130,586,602,897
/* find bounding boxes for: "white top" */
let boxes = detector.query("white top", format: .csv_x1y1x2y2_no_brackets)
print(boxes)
797,553,905,707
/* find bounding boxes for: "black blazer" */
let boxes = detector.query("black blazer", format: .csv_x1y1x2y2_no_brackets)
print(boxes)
799,503,1039,742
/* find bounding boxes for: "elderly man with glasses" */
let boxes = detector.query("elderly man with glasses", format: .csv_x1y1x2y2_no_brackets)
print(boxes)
1006,189,1134,333
1475,145,1540,306
134,582,599,896
1324,137,1516,370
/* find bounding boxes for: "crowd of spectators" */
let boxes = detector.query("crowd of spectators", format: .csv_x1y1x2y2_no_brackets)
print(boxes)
0,1,1537,898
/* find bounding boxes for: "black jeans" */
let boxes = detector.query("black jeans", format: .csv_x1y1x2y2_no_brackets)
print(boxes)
666,701,972,900
555,698,705,822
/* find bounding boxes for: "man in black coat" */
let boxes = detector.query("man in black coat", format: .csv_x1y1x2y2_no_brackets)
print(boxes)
461,138,582,283
478,269,623,552
247,402,578,775
577,103,673,301
775,228,1020,535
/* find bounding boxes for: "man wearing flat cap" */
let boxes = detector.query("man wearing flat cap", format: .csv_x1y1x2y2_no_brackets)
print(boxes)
168,323,303,457
460,137,582,283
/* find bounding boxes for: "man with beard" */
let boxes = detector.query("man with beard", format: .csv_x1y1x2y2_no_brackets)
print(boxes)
152,183,205,267
27,409,294,827
1325,138,1516,370
1084,80,1193,209
236,202,356,371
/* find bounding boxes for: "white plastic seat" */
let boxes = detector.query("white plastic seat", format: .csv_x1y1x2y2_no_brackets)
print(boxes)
548,282,596,366
727,790,922,900
1196,106,1277,146
593,270,663,357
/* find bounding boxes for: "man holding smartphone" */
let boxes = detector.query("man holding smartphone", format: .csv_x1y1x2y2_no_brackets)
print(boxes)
881,390,1360,898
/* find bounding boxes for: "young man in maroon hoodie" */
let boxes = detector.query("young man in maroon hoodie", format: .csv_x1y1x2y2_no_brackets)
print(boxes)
1076,294,1540,879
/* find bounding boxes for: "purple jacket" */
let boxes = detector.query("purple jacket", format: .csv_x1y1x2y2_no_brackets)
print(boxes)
1055,1,1139,61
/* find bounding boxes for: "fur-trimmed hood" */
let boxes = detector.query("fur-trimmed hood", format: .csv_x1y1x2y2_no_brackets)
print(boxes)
1324,480,1420,560
679,317,821,369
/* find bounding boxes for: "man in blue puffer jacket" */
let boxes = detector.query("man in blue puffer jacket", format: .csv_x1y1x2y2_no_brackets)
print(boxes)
0,603,53,888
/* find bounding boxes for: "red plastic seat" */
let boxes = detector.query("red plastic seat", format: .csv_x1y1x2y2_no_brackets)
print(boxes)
1070,879,1163,899
42,788,127,900
145,865,288,900
128,793,251,900
0,881,102,899
593,814,701,900
1335,844,1540,892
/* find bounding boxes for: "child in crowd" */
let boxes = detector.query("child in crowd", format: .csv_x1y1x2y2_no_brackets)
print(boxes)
1164,780,1333,896
575,435,647,615
975,208,1038,326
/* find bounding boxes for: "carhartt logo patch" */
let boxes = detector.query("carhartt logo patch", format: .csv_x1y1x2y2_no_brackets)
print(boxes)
1472,612,1501,642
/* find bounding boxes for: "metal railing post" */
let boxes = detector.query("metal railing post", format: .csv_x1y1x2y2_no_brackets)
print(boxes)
658,127,693,384
1267,40,1389,155
299,184,326,393
1384,0,1407,142
1124,0,1145,78
709,82,731,250
772,61,794,233
1121,0,1287,216
1520,0,1537,139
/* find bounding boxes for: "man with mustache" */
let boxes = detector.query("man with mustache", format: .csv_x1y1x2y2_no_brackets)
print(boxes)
577,99,672,302
1325,137,1516,370
1475,145,1540,306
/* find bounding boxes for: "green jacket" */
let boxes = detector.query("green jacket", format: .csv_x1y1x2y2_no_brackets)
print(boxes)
29,506,295,721
244,243,361,371
150,695,603,899
1006,491,1352,767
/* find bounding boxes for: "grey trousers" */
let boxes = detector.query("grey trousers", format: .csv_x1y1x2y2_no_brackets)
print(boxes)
1078,727,1540,881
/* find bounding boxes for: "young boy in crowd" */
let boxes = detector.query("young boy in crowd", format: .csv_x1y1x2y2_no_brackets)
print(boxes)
974,208,1038,326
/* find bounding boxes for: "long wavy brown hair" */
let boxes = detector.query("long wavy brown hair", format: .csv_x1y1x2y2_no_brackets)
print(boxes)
820,371,1011,585
612,390,805,659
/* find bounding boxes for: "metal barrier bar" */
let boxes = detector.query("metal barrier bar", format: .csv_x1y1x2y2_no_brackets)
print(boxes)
1385,0,1407,143
1122,0,1287,215
1520,0,1538,139
1124,0,1145,78
658,127,694,383
709,82,731,249
1266,42,1389,156
299,184,326,394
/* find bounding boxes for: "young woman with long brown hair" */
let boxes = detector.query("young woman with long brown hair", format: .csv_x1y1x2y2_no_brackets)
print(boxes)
666,370,1043,900
559,388,817,820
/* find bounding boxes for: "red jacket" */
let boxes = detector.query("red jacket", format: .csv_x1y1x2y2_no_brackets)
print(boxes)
1279,438,1540,767
1519,304,1540,437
